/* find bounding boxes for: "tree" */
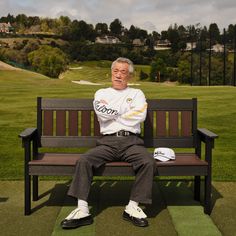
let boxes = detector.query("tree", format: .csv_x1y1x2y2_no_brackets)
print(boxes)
152,31,160,41
209,23,220,43
55,16,72,36
110,18,122,35
150,58,167,82
23,39,41,53
28,45,68,78
5,13,15,23
69,20,95,41
28,16,40,26
167,24,180,52
0,48,28,66
95,23,108,35
226,24,236,45
139,70,149,80
0,13,14,23
199,26,208,41
40,19,50,32
177,59,191,84
161,30,168,39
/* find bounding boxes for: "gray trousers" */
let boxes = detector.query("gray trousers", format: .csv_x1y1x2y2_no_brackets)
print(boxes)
68,135,157,204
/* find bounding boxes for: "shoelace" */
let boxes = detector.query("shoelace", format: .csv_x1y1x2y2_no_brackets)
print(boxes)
136,206,142,212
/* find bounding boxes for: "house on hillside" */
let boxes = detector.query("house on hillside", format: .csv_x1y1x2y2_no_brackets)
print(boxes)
154,39,171,50
185,42,197,51
132,39,145,47
0,22,14,33
212,44,224,53
206,44,225,53
95,36,120,44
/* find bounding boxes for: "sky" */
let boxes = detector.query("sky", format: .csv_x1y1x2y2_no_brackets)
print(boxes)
0,0,236,33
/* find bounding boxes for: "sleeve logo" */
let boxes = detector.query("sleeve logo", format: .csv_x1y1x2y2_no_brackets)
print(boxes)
94,101,119,115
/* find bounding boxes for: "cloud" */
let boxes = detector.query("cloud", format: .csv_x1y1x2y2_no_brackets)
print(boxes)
0,0,236,32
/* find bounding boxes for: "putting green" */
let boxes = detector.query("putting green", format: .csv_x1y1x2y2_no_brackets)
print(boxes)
159,181,222,236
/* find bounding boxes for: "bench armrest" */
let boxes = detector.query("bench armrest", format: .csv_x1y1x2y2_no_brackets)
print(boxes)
19,127,38,140
196,128,218,163
197,128,218,140
19,128,39,162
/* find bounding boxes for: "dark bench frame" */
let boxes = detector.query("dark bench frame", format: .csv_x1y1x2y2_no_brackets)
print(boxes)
19,97,218,215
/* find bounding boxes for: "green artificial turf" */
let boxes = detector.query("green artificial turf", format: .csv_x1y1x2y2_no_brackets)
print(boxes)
51,180,223,236
159,181,222,236
0,181,67,236
210,182,236,236
1,181,236,236
52,205,96,236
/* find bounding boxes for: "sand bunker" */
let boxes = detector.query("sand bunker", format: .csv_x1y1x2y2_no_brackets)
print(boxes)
0,61,22,71
72,80,103,85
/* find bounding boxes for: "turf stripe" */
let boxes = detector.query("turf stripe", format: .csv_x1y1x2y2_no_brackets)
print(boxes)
51,182,100,236
159,181,222,236
51,205,95,236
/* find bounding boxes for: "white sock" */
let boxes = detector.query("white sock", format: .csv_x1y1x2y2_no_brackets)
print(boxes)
127,200,139,208
77,199,89,214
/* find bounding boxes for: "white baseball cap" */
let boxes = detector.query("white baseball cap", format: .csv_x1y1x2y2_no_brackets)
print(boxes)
153,148,175,162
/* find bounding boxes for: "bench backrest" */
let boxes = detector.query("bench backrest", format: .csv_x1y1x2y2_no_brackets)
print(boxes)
37,97,197,148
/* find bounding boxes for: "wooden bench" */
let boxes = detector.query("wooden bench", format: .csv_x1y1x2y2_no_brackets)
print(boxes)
19,97,218,215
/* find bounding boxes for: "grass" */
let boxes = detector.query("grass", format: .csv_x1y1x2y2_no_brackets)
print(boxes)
63,60,151,83
0,62,236,180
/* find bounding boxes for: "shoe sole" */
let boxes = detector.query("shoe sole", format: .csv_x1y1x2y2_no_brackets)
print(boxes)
61,218,93,229
122,214,148,227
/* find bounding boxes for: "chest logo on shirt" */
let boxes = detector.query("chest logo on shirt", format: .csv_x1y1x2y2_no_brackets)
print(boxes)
126,98,132,103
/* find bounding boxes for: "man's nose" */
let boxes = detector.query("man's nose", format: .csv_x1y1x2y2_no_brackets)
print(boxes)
117,71,122,76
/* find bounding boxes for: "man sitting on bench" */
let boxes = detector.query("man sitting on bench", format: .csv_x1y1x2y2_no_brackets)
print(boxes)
61,57,156,229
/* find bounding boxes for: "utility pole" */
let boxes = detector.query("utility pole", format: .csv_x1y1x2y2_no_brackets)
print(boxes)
208,29,212,86
199,39,202,85
233,25,236,86
223,28,226,85
190,30,194,86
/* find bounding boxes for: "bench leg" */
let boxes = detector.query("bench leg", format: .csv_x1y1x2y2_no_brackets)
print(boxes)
24,141,31,215
204,175,211,215
33,176,38,201
194,176,200,201
25,173,31,215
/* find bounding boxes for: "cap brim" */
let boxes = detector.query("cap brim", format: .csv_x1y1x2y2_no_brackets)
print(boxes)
154,155,170,162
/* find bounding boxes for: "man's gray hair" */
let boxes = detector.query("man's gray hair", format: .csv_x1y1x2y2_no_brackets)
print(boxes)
111,57,134,74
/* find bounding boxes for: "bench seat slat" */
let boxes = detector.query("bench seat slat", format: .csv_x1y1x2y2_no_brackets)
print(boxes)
28,153,208,176
29,153,207,167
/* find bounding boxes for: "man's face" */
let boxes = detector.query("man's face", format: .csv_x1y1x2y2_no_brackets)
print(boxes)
111,62,131,90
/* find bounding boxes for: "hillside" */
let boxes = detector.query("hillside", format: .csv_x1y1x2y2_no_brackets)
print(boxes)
0,60,22,70
62,61,151,83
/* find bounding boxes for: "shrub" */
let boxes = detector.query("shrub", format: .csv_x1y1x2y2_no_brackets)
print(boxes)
28,45,68,78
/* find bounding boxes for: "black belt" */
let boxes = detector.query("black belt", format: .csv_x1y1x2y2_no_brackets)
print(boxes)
104,130,137,137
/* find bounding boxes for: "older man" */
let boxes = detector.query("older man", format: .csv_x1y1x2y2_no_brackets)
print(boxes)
61,57,156,229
